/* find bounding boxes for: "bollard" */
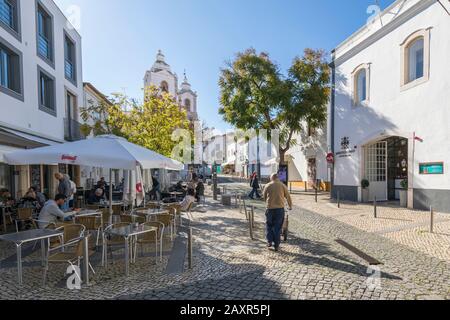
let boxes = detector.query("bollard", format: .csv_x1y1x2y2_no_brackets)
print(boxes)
83,236,89,285
374,197,377,219
188,228,193,269
315,185,318,203
252,206,255,231
249,206,254,240
337,191,340,208
243,199,249,220
290,182,292,194
305,181,308,192
430,206,434,234
213,173,218,201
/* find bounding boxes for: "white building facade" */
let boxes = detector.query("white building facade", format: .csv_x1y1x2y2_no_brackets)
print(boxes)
330,0,450,212
0,0,83,198
144,50,198,122
286,122,329,189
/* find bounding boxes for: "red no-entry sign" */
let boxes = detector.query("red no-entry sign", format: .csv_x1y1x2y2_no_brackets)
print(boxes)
326,153,334,164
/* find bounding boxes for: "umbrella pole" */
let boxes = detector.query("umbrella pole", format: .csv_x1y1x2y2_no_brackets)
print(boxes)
109,168,113,224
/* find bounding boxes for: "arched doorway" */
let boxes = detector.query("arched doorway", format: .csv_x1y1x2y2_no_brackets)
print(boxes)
363,136,408,202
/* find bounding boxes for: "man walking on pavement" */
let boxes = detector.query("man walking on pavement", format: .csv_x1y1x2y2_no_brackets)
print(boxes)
263,173,293,251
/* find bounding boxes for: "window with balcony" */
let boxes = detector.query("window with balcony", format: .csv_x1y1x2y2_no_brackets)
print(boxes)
64,33,76,84
38,67,56,115
0,39,22,99
0,0,19,38
36,3,53,66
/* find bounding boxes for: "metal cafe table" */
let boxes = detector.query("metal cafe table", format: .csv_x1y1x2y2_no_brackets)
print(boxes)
104,224,157,276
0,229,64,286
138,209,170,222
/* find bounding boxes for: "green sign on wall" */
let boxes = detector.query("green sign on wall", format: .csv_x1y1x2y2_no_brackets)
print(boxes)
419,163,444,175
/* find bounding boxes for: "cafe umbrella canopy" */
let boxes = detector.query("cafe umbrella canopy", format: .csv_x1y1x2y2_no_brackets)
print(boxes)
4,135,183,215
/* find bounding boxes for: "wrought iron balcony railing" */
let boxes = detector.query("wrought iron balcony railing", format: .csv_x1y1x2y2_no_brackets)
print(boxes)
64,118,85,142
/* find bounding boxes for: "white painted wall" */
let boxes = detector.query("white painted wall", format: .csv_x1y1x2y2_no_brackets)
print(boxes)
287,125,329,182
333,0,450,191
144,69,178,98
0,0,83,141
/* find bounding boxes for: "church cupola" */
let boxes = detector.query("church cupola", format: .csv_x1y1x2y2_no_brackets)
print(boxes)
181,71,192,91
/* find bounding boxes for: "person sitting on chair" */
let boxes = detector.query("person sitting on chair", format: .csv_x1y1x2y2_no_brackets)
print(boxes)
195,178,205,203
179,188,196,212
38,194,74,229
87,188,106,205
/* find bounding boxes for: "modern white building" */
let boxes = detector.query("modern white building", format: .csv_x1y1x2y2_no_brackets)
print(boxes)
144,50,198,122
330,0,450,212
0,0,83,198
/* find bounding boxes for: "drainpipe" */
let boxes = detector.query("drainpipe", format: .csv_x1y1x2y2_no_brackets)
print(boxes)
329,50,336,198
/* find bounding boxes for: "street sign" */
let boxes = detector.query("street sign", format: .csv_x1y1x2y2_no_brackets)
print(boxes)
326,152,334,164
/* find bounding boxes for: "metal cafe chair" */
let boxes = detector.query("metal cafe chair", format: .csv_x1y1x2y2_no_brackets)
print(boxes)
43,235,95,286
14,208,34,233
133,221,164,263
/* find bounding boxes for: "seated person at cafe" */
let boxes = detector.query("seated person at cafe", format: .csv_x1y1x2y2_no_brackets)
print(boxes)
0,188,15,206
18,190,39,209
178,188,196,211
195,178,205,203
29,186,46,209
87,188,106,205
38,194,73,228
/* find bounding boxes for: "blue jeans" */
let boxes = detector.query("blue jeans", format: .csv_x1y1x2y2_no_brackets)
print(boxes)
266,208,285,248
249,187,260,199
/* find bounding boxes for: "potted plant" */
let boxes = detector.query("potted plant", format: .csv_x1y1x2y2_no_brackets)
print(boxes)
399,179,408,207
361,179,370,203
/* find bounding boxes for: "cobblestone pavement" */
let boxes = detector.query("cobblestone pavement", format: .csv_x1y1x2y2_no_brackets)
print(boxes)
120,188,450,300
1,185,449,300
220,181,450,262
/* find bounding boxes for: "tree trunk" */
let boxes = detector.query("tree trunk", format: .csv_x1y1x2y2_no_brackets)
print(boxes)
279,149,287,166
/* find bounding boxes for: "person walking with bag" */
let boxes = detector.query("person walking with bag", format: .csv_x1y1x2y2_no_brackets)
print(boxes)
263,174,292,252
248,172,261,199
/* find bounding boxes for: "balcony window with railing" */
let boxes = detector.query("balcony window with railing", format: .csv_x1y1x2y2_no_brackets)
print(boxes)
65,59,73,79
38,34,50,58
37,5,53,63
64,118,85,141
64,34,76,82
0,0,13,28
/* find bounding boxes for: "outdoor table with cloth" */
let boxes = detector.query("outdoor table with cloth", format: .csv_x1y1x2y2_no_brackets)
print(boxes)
0,229,64,286
104,224,158,276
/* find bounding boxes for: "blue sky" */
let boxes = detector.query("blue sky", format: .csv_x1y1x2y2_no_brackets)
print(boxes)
54,0,394,131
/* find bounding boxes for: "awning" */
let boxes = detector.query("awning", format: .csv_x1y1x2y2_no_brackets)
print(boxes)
1,128,60,146
0,144,22,163
0,127,59,149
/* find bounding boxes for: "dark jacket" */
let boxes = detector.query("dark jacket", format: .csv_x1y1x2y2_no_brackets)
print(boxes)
250,177,260,189
196,182,205,196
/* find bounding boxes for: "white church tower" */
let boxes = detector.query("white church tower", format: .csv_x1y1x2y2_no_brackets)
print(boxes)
178,72,198,122
144,50,198,122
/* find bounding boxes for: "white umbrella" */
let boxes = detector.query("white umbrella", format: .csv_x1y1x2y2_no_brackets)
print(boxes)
123,166,145,208
4,135,183,218
4,135,183,171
